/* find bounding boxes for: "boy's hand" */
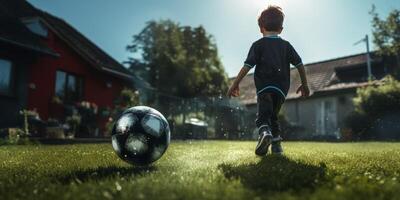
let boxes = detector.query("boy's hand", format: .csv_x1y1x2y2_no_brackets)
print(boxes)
228,66,250,98
296,84,310,98
227,83,240,97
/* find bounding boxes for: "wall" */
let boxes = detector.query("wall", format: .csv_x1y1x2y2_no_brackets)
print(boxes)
27,30,130,135
283,91,355,138
336,93,356,128
0,44,34,129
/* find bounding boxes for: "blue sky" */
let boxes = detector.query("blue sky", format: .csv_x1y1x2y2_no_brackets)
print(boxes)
29,0,400,77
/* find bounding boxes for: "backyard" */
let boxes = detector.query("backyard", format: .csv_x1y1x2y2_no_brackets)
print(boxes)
1,141,400,200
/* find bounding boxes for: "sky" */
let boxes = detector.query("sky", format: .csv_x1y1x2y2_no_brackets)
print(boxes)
28,0,400,77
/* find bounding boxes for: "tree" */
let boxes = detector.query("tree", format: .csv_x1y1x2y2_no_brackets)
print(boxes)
370,6,400,76
126,20,228,98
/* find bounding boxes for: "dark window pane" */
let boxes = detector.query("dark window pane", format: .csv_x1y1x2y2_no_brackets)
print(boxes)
0,59,12,94
67,74,77,102
55,71,66,98
22,18,48,38
67,74,76,93
77,77,84,99
55,70,84,103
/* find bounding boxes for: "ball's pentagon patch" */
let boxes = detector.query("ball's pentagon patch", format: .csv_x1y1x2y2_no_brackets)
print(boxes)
141,114,164,137
111,106,170,165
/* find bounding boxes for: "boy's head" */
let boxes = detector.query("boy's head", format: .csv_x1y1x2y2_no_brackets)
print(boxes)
258,6,284,33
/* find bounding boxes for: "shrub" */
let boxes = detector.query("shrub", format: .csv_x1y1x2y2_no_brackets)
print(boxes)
345,76,400,139
66,114,81,137
105,88,140,135
353,76,400,116
0,128,38,145
343,112,373,140
75,101,98,137
279,111,305,140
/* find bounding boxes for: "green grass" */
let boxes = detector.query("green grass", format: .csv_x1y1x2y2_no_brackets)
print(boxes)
1,141,400,200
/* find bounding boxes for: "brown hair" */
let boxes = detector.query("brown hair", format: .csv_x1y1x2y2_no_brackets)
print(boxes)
258,6,284,31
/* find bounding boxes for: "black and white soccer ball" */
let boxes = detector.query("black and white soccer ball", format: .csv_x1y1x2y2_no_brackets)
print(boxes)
111,106,170,165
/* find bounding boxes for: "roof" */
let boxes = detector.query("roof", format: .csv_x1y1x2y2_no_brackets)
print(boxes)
38,12,134,80
232,73,257,106
286,53,374,99
0,0,56,55
233,52,386,105
0,0,134,81
317,81,382,93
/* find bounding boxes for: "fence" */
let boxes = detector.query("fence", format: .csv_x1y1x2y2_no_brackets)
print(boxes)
138,88,257,140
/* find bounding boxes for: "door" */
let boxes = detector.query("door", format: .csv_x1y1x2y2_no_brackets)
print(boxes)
316,99,337,135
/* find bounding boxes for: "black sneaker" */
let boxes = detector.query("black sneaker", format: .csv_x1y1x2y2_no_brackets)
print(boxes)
271,136,283,155
255,129,273,156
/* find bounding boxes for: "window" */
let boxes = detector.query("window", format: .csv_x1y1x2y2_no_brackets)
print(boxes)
21,17,48,38
55,70,84,103
0,59,13,95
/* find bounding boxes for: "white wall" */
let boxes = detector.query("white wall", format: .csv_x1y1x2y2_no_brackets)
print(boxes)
283,92,355,138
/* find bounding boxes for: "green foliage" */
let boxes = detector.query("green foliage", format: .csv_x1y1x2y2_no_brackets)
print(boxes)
119,89,140,107
126,20,228,98
344,76,400,139
370,6,400,57
105,88,140,134
75,101,98,136
66,114,81,136
0,128,22,145
0,128,38,145
343,112,372,140
1,142,400,200
370,6,400,76
353,76,400,116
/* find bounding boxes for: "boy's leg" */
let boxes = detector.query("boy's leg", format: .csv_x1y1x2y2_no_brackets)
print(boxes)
271,93,285,154
270,93,284,137
256,92,274,128
255,92,274,156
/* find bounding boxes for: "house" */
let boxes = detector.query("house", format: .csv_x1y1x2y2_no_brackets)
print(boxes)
234,52,397,139
0,0,135,137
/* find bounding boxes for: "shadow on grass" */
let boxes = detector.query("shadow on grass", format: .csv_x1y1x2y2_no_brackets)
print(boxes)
59,165,156,184
219,155,328,192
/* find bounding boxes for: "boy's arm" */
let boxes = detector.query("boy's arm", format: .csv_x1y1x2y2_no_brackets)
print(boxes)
227,66,251,97
296,65,310,97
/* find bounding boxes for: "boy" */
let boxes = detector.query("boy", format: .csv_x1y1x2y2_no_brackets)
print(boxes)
227,6,310,156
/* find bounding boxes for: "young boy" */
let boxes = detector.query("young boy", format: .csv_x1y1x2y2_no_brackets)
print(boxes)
227,6,310,156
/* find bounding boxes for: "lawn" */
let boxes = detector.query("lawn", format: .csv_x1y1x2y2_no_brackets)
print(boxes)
1,141,400,200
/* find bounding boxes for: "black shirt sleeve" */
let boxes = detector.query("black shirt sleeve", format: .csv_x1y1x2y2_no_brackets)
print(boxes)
288,42,303,68
244,43,257,69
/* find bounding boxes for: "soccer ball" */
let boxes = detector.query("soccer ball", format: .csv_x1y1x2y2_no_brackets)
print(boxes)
111,106,170,165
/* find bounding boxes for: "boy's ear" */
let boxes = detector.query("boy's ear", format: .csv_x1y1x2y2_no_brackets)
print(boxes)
260,27,267,34
278,27,283,34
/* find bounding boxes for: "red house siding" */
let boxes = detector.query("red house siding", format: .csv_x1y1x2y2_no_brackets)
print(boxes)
27,30,130,134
